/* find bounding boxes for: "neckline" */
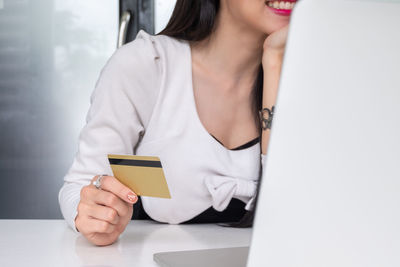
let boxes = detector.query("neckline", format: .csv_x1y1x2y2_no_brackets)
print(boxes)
185,40,260,152
211,134,260,151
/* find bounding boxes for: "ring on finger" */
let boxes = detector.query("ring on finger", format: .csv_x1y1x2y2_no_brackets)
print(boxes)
92,174,107,190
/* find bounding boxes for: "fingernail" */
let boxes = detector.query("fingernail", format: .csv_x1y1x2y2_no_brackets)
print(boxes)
127,192,137,203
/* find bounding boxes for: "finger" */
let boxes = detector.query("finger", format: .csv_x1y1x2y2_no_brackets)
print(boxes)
85,203,120,225
81,185,131,217
87,231,121,247
78,217,116,235
93,189,131,218
279,25,289,42
98,175,138,205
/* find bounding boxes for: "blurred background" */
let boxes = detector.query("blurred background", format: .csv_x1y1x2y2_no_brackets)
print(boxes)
0,0,177,219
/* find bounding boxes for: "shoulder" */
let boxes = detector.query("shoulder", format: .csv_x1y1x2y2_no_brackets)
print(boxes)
102,30,161,79
90,30,188,123
134,29,188,57
99,29,187,84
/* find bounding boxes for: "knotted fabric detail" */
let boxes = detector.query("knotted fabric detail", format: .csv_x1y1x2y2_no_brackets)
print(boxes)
204,174,257,211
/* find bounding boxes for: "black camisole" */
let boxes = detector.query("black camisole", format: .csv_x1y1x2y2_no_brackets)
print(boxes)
132,134,261,223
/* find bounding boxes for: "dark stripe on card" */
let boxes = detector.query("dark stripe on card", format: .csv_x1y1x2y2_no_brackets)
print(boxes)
108,158,162,168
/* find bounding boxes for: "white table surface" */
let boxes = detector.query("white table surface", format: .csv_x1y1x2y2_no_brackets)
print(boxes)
0,220,252,267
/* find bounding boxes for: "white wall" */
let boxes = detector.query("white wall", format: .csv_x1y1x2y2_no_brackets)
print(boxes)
0,0,119,219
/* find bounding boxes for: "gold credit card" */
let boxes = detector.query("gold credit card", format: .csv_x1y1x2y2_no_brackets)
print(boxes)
108,154,171,199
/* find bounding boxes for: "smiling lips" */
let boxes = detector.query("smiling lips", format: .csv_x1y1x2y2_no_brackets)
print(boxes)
265,0,297,16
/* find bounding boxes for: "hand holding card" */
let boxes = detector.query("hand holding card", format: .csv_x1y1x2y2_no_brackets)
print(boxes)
108,154,171,199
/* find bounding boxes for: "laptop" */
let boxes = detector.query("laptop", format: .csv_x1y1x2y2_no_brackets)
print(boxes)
154,0,400,266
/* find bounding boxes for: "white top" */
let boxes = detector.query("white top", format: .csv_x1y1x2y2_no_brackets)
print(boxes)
58,29,266,232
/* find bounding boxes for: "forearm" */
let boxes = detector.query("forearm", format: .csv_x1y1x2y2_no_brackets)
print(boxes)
261,53,283,155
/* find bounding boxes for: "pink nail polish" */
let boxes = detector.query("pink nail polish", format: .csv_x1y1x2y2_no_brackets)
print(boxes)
127,193,137,203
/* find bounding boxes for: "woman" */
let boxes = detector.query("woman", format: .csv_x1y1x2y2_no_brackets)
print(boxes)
59,0,294,246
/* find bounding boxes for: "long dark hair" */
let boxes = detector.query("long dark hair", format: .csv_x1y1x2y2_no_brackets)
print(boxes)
157,0,264,227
